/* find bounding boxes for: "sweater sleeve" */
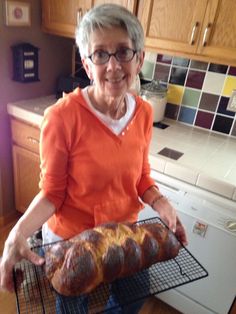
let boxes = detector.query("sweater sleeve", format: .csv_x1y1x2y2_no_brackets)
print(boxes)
136,99,157,197
39,104,69,210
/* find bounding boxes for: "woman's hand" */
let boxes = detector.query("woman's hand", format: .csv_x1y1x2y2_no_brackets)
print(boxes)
152,196,188,246
0,228,44,292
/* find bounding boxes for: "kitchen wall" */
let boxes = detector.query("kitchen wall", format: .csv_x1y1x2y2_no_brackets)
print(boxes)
142,52,236,138
0,0,74,220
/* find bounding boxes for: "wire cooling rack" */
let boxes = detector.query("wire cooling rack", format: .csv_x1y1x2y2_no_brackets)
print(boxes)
13,217,208,313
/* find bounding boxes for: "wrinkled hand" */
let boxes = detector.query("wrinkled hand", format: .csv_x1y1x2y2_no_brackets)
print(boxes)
175,215,188,246
153,196,177,232
0,229,44,292
152,197,188,246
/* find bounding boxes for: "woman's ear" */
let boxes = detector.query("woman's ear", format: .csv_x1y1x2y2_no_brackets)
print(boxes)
137,50,145,74
82,58,93,80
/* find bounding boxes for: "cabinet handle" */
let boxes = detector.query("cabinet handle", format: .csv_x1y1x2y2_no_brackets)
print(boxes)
27,136,39,145
77,8,83,25
190,22,199,45
202,23,212,47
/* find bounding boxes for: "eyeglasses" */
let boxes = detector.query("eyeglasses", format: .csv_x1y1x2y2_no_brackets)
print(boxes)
87,48,137,65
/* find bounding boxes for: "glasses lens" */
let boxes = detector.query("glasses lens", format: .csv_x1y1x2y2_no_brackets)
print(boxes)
91,50,109,64
116,48,135,62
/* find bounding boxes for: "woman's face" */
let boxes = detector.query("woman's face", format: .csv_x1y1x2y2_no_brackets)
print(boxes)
82,27,144,99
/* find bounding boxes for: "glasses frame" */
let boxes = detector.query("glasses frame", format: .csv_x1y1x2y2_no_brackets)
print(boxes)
87,48,137,65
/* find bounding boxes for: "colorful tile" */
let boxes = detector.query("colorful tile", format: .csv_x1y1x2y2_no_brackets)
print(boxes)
167,84,184,104
156,54,172,64
202,72,226,95
165,103,179,120
182,88,201,107
172,57,190,67
169,67,188,85
178,106,196,124
231,121,236,136
228,66,236,76
154,64,170,82
212,115,234,134
199,93,219,112
141,60,155,80
186,70,205,89
195,111,214,129
217,96,235,117
222,76,236,96
209,63,228,74
190,60,208,71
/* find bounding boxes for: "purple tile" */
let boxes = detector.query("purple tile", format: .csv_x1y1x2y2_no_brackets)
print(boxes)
165,103,179,120
169,67,188,85
195,111,214,129
199,93,219,112
186,70,205,89
156,54,172,64
228,66,236,76
154,64,170,82
212,115,234,134
217,96,235,117
209,63,228,74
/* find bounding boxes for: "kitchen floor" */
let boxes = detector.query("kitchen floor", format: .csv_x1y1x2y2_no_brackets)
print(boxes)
0,216,181,314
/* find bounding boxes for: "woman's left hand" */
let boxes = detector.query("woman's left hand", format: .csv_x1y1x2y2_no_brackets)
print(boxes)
152,197,188,246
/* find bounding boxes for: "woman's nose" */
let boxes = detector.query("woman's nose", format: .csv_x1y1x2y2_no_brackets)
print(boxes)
106,55,122,71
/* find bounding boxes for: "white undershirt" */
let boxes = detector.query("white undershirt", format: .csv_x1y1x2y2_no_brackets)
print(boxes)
82,87,136,135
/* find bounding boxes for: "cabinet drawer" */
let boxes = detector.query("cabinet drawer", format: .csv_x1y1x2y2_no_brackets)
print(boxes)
11,119,40,154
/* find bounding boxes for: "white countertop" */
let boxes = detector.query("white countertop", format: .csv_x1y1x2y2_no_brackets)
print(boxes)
7,95,236,201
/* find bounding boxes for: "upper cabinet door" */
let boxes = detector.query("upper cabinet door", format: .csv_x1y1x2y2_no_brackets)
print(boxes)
42,0,92,38
137,0,208,54
197,0,236,63
92,0,137,13
42,0,137,38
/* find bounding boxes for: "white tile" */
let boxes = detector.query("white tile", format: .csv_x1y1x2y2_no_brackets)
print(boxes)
196,173,235,199
164,161,198,184
202,72,226,95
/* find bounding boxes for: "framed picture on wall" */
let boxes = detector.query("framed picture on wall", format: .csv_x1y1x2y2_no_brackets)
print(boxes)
5,1,31,27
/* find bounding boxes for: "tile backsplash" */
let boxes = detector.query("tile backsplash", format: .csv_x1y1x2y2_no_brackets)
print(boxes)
141,52,236,137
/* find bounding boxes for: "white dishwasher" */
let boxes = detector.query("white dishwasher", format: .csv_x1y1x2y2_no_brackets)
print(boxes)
138,171,236,314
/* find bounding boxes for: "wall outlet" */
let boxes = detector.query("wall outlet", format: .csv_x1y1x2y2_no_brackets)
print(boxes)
227,90,236,112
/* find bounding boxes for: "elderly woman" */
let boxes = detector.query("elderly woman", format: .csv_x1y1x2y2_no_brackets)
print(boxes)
0,3,187,313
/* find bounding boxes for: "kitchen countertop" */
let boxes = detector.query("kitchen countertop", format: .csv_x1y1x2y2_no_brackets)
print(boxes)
7,95,236,202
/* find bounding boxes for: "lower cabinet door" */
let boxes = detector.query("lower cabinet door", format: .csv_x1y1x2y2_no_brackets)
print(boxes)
12,145,40,213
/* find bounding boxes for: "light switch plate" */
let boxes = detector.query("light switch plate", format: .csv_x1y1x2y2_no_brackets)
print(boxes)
227,90,236,112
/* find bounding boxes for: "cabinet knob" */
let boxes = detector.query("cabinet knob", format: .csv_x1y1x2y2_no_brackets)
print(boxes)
190,22,199,45
202,23,212,47
27,136,39,145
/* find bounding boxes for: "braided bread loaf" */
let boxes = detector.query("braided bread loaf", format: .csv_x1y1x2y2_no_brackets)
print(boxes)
45,222,181,296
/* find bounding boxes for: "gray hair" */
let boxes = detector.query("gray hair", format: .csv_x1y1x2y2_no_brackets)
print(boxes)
75,4,144,58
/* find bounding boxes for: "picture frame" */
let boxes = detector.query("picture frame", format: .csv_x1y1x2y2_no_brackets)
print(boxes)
5,1,31,27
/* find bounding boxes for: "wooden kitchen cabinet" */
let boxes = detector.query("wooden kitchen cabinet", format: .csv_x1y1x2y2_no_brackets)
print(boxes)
41,0,137,38
138,0,236,66
11,119,40,213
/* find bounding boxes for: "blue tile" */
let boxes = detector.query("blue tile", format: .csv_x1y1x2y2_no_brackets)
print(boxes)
172,57,190,67
209,63,228,74
169,67,188,85
217,96,235,117
178,106,196,124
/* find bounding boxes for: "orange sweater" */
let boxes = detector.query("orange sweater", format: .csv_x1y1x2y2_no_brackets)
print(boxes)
39,88,155,239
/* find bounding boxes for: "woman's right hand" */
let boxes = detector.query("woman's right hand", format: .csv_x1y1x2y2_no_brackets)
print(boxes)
0,228,44,292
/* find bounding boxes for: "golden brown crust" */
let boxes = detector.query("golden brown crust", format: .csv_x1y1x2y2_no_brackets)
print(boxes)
45,222,181,296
